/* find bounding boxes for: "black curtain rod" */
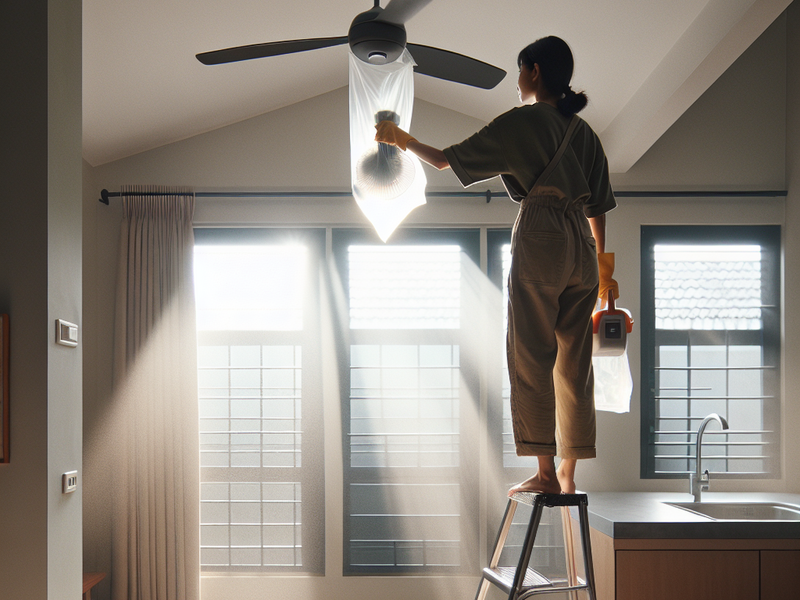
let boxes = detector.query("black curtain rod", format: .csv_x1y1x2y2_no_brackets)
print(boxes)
98,188,787,205
614,190,786,198
99,188,500,204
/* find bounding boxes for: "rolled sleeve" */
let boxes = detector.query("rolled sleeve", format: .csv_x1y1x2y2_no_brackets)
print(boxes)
443,119,511,188
583,150,616,218
443,146,477,187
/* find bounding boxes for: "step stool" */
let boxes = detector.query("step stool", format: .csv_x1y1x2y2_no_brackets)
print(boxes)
475,492,596,600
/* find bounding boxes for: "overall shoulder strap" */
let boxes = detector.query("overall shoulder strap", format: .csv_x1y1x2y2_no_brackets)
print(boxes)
532,114,580,189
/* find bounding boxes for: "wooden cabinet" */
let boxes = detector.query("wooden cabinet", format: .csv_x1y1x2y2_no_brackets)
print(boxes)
590,529,800,600
616,549,758,600
760,550,800,600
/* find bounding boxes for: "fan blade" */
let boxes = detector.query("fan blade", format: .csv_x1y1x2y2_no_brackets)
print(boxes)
197,36,348,65
378,0,433,25
407,43,506,89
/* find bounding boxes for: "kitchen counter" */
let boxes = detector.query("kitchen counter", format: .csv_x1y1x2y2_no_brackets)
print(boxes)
568,492,800,599
583,491,800,539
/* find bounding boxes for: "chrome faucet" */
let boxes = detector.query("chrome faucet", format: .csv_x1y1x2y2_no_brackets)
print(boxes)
690,413,730,502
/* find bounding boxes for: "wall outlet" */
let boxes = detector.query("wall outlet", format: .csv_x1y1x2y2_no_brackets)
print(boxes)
62,470,78,494
56,319,79,347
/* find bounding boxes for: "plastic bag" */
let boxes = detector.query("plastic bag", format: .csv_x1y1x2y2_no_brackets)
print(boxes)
592,295,633,413
593,353,632,413
349,49,426,242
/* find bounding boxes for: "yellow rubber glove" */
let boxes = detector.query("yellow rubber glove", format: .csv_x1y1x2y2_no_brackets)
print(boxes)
375,120,416,151
598,252,620,308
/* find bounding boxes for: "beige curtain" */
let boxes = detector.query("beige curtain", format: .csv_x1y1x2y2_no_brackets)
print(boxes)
111,186,199,600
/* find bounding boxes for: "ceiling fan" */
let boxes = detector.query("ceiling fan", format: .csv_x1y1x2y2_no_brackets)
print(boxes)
196,0,506,90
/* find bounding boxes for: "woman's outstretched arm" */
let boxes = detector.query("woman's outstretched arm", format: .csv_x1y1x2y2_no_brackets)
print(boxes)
406,139,450,171
374,120,451,170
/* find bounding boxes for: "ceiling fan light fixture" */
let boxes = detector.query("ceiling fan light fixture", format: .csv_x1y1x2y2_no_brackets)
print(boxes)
355,145,415,199
355,110,415,199
368,51,389,64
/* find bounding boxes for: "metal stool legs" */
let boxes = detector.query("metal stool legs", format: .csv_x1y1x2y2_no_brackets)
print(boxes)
475,492,596,600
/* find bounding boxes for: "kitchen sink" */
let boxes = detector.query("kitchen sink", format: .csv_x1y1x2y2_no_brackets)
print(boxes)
666,501,800,521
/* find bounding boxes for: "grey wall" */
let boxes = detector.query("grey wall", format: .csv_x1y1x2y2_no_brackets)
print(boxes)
81,7,798,600
590,12,793,494
0,1,83,599
783,1,800,498
611,13,786,192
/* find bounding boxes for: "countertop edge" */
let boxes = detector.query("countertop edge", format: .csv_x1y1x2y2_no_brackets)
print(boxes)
581,492,800,540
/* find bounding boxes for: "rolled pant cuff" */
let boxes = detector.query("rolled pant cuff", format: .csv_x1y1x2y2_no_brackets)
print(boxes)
514,442,596,459
515,442,557,456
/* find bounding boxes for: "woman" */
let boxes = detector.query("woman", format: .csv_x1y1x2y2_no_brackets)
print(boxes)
375,36,618,495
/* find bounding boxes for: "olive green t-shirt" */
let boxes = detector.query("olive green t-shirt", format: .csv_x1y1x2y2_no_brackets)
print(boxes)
443,103,616,218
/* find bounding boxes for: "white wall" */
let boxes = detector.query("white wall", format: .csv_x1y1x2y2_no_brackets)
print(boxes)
82,7,798,600
0,1,83,599
46,1,84,597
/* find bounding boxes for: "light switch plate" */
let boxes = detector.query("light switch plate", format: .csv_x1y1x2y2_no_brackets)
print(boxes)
62,470,78,494
56,319,78,347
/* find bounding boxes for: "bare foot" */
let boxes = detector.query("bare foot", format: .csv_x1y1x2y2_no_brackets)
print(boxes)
508,472,562,496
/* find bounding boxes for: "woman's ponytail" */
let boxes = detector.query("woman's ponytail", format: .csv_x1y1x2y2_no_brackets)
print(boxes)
557,86,588,117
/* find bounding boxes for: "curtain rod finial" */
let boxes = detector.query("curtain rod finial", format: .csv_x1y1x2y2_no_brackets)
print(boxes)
99,189,110,205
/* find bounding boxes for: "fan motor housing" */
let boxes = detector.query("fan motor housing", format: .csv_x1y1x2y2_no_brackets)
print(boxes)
349,17,407,65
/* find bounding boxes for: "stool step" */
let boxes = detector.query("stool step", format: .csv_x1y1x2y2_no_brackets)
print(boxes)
509,491,588,508
484,566,550,590
483,566,589,596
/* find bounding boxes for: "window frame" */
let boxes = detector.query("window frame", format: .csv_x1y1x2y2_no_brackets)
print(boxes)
332,227,483,575
194,227,326,573
639,224,781,480
486,229,514,471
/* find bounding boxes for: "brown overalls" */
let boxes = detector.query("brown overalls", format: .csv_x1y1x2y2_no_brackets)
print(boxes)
507,184,598,459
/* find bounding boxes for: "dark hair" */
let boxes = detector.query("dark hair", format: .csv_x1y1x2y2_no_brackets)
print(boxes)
517,36,588,117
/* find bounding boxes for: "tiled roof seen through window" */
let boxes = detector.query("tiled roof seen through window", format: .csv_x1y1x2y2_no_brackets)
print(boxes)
654,245,762,330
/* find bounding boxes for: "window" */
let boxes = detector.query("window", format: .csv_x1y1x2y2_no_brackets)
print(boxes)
335,229,482,574
194,229,325,572
192,225,571,577
640,226,781,479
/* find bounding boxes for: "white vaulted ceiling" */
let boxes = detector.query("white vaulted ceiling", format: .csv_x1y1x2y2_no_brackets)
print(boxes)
82,0,791,171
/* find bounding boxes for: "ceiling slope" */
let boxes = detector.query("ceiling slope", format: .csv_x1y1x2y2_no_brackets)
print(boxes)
603,0,792,173
82,0,790,171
